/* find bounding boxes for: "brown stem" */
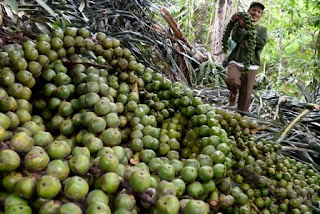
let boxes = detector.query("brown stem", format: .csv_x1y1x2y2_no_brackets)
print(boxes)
120,179,157,206
0,142,9,151
90,166,103,178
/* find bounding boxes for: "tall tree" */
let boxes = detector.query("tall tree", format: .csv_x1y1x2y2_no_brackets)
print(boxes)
210,0,237,62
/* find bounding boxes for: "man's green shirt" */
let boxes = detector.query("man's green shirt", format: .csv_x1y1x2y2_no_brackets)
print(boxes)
227,23,268,66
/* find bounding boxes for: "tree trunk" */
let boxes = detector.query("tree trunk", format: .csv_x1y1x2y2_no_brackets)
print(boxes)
316,30,320,60
210,0,237,63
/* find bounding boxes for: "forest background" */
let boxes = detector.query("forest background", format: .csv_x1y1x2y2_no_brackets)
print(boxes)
157,0,320,100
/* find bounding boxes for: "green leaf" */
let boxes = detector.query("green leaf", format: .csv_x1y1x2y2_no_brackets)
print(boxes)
34,0,57,17
4,0,18,12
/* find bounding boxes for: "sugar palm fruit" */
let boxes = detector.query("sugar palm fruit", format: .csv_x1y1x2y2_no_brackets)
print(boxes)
14,177,37,199
39,200,62,214
86,189,109,205
24,146,50,172
89,116,106,133
64,176,89,200
3,193,28,211
115,193,136,211
102,128,122,146
222,12,256,74
59,202,83,214
0,97,17,113
5,204,32,214
37,175,61,199
68,154,90,175
47,140,71,159
0,68,15,87
183,200,209,214
86,201,111,214
180,166,198,183
33,131,54,147
99,153,119,172
156,180,177,199
2,171,23,192
84,136,103,154
0,113,11,129
0,150,20,173
156,195,179,214
45,160,70,181
99,172,120,194
129,170,151,193
187,181,204,198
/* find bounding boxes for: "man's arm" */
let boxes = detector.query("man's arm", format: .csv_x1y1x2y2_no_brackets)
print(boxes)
255,26,268,50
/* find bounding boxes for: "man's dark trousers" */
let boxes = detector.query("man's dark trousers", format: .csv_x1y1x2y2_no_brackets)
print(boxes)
225,63,257,111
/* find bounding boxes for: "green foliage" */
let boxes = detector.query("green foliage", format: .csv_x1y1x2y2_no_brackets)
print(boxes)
4,0,18,12
34,0,58,17
167,0,215,43
259,0,320,100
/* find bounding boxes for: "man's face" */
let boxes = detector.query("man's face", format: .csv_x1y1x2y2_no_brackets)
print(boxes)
248,6,263,23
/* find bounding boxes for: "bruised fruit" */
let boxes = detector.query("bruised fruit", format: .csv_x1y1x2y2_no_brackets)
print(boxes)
24,146,50,172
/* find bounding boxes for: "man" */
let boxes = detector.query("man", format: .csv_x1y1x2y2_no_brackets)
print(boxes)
225,1,268,111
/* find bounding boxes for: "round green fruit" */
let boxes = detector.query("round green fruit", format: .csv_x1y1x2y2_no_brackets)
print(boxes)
0,150,20,173
129,170,151,193
99,172,120,194
156,195,179,214
59,202,83,214
64,176,89,200
37,175,61,199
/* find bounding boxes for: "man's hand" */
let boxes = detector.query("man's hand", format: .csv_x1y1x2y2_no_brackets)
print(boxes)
231,14,248,29
231,14,240,22
238,19,248,29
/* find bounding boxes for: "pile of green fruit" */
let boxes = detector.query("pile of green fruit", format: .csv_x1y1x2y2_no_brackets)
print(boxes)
0,27,319,214
222,12,257,74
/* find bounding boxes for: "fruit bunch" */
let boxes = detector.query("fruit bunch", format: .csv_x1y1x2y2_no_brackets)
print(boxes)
222,12,257,74
0,27,319,214
191,61,226,86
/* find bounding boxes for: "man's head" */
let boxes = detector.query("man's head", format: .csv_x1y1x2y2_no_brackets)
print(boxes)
248,2,264,23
